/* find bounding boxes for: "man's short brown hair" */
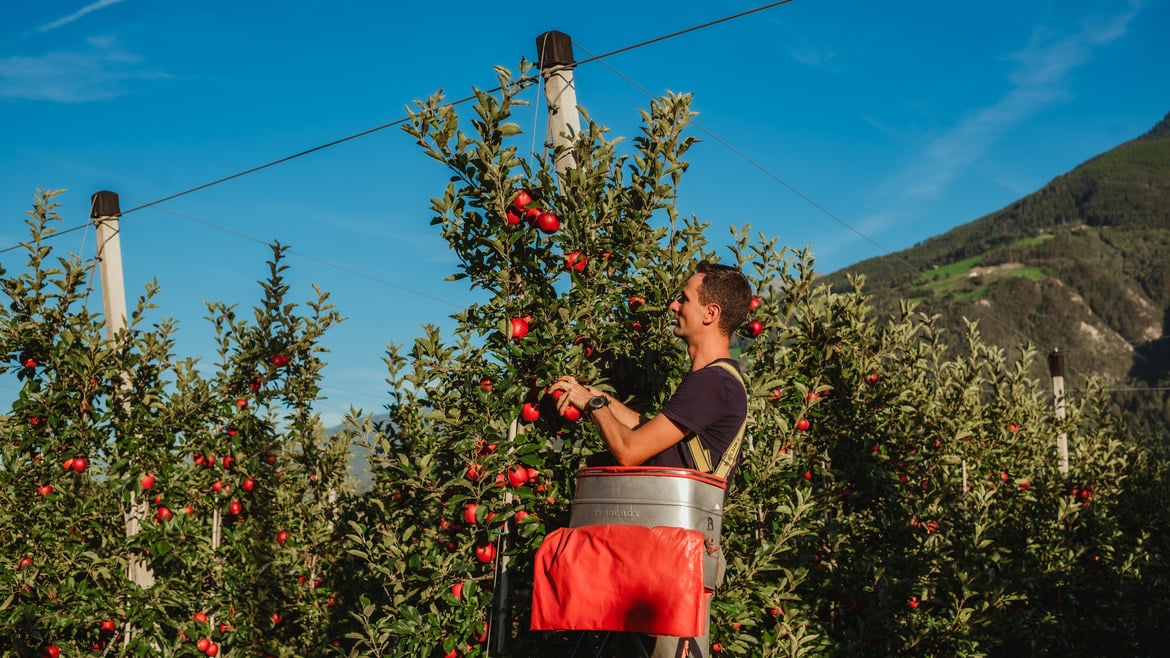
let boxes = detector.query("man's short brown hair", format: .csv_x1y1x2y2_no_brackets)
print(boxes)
695,260,752,336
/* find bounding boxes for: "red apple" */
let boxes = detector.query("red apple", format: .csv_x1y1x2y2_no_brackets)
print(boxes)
205,642,220,657
43,646,60,658
156,506,173,522
629,295,645,310
465,463,483,481
795,418,810,431
746,320,764,337
211,480,224,493
235,398,247,408
565,251,587,272
526,467,539,481
509,317,529,341
475,541,497,563
521,402,540,422
451,582,464,600
1009,423,1019,432
249,377,262,392
270,613,282,625
514,509,530,523
196,638,210,652
865,372,879,385
749,297,762,311
140,473,155,490
524,206,542,225
562,405,582,422
572,335,593,356
512,189,533,209
476,622,489,643
37,484,52,496
271,354,290,367
241,477,255,492
536,212,561,234
23,356,37,369
194,611,208,624
505,209,522,225
19,556,32,569
508,465,530,488
100,620,116,633
480,378,492,392
463,503,479,525
228,500,243,515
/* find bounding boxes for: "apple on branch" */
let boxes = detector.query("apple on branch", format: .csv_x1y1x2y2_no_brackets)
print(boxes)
512,189,533,209
509,317,529,341
536,212,561,234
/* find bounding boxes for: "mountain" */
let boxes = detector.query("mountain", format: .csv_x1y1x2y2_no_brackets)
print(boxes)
821,112,1170,440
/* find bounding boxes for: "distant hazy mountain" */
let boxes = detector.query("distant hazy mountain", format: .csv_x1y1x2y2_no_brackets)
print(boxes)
822,112,1170,440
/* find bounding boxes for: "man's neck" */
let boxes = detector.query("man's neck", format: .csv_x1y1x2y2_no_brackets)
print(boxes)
687,339,732,372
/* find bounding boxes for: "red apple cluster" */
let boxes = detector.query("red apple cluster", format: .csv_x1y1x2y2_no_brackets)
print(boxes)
743,297,765,337
506,188,561,234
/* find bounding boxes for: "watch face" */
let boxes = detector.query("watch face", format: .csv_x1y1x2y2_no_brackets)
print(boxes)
587,396,608,411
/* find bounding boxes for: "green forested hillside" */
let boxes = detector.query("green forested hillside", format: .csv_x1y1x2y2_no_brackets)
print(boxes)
824,112,1170,441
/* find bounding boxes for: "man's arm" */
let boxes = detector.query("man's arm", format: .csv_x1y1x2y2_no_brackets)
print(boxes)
548,376,688,466
589,405,688,466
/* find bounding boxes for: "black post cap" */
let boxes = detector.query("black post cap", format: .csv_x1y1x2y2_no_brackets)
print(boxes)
536,31,575,70
1048,350,1065,377
91,191,121,218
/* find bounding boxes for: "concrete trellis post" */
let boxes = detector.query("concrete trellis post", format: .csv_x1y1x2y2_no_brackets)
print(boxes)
1049,349,1070,476
536,30,581,182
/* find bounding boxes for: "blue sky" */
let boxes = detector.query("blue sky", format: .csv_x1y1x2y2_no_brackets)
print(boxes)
2,0,1168,426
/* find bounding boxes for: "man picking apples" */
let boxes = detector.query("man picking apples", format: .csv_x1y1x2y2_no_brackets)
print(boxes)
549,260,752,658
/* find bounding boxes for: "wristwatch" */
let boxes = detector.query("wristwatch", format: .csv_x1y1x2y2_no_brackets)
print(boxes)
585,395,610,416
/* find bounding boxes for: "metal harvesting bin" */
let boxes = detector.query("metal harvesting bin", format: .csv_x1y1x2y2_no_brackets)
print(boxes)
569,466,728,589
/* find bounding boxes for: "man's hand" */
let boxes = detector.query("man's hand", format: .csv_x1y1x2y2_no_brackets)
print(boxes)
547,376,603,417
547,375,688,466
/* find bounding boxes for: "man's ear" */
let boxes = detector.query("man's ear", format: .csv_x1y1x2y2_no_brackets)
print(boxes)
704,302,722,326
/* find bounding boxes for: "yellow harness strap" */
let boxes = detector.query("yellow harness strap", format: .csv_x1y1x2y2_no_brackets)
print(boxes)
683,361,748,479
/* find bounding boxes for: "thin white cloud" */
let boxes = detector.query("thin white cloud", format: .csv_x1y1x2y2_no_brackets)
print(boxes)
36,0,128,33
899,4,1141,201
0,36,166,102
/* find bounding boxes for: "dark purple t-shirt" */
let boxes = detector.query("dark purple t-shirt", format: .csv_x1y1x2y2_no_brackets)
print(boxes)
642,358,748,475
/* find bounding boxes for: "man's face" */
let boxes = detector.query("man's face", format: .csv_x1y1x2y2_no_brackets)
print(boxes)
668,273,707,341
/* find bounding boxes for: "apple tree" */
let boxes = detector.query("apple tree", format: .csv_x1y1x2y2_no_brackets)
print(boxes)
0,193,350,655
332,62,818,657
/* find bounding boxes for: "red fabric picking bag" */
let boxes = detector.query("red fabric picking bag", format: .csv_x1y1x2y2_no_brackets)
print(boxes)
530,524,707,637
